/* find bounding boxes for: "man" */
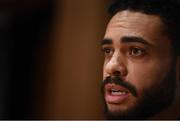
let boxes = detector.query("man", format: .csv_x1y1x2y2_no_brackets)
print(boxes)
101,0,180,119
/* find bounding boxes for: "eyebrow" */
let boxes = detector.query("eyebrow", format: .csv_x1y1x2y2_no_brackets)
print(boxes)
101,38,112,46
101,36,152,47
121,36,151,47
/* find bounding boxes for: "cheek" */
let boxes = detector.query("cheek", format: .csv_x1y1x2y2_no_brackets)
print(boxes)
103,63,107,79
127,59,172,94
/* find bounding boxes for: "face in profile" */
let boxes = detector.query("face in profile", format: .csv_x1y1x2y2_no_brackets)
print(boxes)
101,10,177,119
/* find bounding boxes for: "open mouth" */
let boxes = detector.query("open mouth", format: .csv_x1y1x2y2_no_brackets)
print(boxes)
109,89,128,95
105,83,130,104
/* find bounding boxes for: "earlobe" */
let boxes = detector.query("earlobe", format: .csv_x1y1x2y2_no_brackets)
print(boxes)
176,56,180,86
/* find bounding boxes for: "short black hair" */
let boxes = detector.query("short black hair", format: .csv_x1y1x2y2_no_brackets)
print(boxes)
108,0,180,55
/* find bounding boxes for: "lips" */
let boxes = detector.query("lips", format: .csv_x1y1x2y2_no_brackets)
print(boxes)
105,83,130,104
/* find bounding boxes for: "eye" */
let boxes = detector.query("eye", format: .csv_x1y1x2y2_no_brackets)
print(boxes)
102,47,114,56
129,47,145,57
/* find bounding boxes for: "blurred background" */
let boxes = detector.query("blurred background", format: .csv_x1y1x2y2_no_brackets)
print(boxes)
0,0,109,119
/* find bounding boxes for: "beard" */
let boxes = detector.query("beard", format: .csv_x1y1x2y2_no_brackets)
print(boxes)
101,65,177,120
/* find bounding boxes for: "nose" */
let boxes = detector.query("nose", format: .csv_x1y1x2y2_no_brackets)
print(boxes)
104,52,127,77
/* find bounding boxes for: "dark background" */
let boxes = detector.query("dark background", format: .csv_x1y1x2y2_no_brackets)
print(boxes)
0,0,53,119
0,0,109,119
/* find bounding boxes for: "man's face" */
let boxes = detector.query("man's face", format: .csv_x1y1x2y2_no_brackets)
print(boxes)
101,10,176,119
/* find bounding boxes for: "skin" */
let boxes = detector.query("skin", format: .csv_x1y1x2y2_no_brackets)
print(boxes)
102,10,175,116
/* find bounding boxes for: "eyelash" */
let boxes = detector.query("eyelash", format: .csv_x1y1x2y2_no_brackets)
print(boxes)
101,48,114,57
128,47,146,57
102,46,146,58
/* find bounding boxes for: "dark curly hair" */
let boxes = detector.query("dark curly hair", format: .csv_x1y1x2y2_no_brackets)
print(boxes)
108,0,180,55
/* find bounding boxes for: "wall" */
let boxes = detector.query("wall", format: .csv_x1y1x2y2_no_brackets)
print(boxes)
35,0,109,119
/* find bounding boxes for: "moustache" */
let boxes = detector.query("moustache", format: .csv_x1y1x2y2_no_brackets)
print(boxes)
102,76,138,97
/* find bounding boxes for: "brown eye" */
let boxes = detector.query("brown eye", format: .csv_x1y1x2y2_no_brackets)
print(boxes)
102,48,113,56
129,47,145,57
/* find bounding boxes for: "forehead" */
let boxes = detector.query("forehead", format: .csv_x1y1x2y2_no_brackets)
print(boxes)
109,10,162,24
105,10,166,44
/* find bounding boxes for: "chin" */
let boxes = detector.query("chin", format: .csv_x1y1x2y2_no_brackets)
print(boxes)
105,100,140,120
104,93,174,120
106,103,131,114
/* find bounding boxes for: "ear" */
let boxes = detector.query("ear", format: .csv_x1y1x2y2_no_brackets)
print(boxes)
176,56,180,86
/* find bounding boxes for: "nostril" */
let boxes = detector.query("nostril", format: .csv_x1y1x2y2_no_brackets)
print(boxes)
113,71,121,76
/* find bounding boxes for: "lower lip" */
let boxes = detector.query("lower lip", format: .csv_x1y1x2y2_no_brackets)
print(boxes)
105,91,129,104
